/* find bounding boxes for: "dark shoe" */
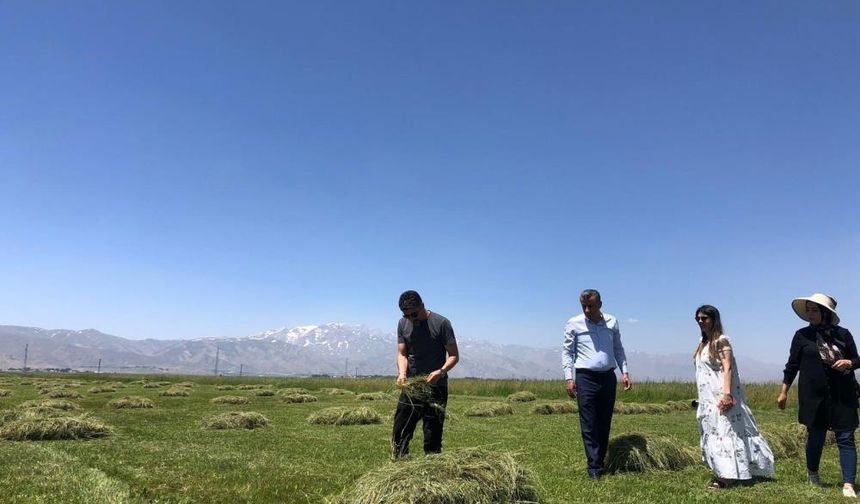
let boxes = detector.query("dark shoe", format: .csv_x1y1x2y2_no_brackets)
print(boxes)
808,471,824,487
588,472,602,480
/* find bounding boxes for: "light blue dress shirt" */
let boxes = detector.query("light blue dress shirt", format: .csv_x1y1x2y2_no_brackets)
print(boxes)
562,313,629,380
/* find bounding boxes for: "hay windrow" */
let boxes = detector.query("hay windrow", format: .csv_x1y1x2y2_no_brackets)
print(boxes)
307,407,382,425
211,395,250,405
464,402,514,417
0,389,11,397
531,402,577,415
762,423,828,458
329,448,541,504
357,392,393,401
176,382,195,388
205,411,270,430
142,383,163,389
251,389,275,396
17,399,81,412
278,387,310,394
239,384,270,390
506,391,537,403
160,388,190,397
0,413,112,441
279,393,318,403
216,385,236,390
88,386,117,394
605,433,698,473
109,396,155,409
320,388,354,396
45,389,82,399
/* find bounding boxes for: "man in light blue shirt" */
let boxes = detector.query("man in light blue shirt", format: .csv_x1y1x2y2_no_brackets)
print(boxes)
563,289,633,479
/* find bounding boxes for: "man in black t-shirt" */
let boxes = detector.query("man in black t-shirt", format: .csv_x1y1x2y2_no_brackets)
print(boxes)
392,290,460,458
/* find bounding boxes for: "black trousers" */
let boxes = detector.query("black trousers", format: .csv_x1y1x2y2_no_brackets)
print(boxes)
391,380,448,458
576,369,617,477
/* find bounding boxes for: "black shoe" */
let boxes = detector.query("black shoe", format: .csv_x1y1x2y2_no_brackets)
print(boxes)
588,472,602,480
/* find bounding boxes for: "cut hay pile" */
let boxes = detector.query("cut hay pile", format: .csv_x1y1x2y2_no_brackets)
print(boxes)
239,384,270,390
278,387,310,394
142,383,163,389
0,389,11,397
176,382,195,388
357,392,393,401
307,407,382,425
762,423,830,458
320,388,354,396
216,385,236,390
605,433,698,473
251,389,275,396
210,395,250,405
45,389,82,399
88,386,117,394
329,449,541,504
665,400,695,411
17,399,81,412
108,396,155,409
531,402,577,415
205,411,270,430
19,380,32,386
464,402,513,417
160,388,190,397
0,413,112,441
506,391,537,403
279,393,318,403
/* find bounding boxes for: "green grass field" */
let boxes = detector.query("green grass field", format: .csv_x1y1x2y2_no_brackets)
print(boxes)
0,373,852,503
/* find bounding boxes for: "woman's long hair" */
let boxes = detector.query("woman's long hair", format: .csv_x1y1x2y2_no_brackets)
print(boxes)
694,305,725,361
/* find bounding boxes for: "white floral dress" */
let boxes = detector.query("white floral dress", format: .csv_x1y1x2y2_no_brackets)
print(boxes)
695,337,775,480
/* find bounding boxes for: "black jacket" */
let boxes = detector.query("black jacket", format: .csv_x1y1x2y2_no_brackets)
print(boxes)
783,325,859,430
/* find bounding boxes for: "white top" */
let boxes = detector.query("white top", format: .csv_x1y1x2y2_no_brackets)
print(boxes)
562,313,628,380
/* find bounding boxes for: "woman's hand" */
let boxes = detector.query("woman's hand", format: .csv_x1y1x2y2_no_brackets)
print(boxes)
832,359,852,371
718,393,735,414
777,392,788,410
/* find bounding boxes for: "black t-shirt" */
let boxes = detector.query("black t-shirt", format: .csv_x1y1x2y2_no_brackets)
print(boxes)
397,311,456,376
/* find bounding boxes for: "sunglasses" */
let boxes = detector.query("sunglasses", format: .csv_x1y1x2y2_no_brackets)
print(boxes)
695,316,711,322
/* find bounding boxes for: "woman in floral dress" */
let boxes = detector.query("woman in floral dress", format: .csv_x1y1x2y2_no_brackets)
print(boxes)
694,305,774,489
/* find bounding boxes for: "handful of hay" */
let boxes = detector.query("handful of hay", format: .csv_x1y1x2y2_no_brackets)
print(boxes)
396,377,434,403
205,411,269,430
464,402,513,417
531,402,577,415
605,433,698,473
329,448,541,504
279,393,318,403
0,413,112,441
109,396,155,409
307,407,382,425
210,396,250,405
506,391,537,403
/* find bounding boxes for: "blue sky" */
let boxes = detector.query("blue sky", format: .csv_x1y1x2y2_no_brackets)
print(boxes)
1,1,858,364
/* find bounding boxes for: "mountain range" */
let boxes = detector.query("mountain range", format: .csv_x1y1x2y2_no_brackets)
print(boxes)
0,324,784,381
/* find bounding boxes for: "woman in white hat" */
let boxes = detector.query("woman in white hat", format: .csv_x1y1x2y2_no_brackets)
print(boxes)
693,305,774,489
778,293,859,498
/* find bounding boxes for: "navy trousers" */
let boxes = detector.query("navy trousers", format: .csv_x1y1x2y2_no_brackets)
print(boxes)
576,369,617,477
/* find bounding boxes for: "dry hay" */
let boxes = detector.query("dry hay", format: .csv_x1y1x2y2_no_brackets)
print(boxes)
239,384,270,390
0,413,112,441
357,392,393,401
762,423,832,458
464,402,514,417
396,377,434,402
0,389,11,397
665,400,695,411
175,381,195,388
605,433,698,473
251,389,275,396
531,402,578,415
506,391,537,403
19,380,32,386
88,385,117,394
278,387,310,394
329,448,541,504
320,388,354,396
216,385,236,390
142,383,163,389
108,396,155,409
17,399,81,412
104,381,127,388
204,411,270,430
129,380,147,385
279,393,318,403
160,388,190,397
45,389,82,399
307,407,382,425
210,395,250,405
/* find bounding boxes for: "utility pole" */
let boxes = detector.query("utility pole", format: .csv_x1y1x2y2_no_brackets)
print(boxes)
23,344,28,372
239,364,243,377
355,366,358,378
214,346,220,376
97,358,102,374
344,358,348,377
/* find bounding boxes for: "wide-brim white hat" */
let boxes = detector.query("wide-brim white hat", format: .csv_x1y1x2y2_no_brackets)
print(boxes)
792,293,839,325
